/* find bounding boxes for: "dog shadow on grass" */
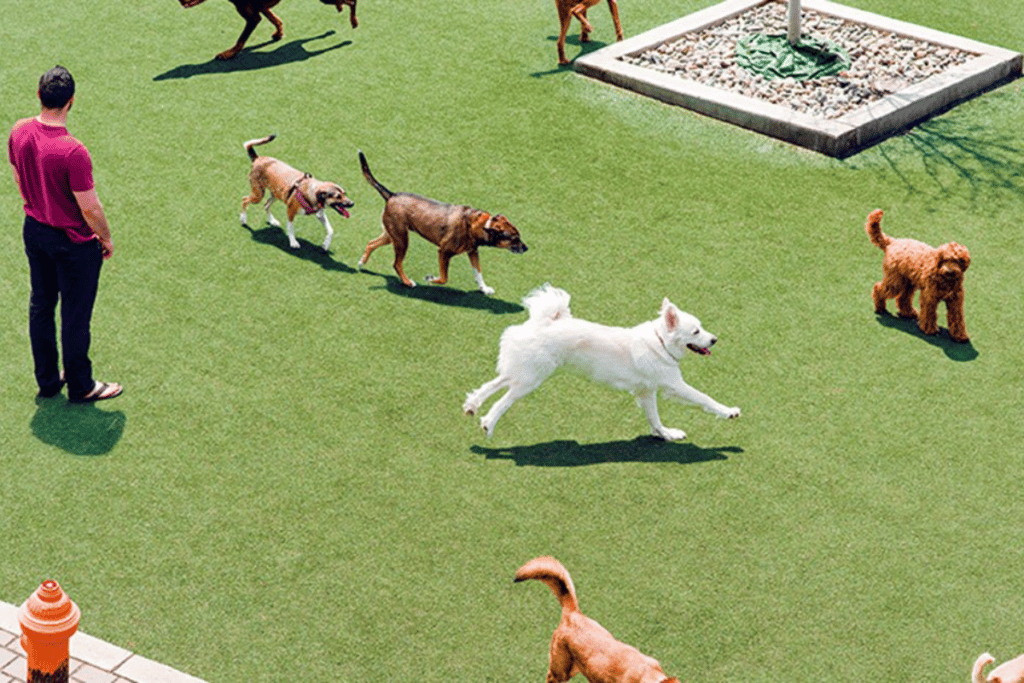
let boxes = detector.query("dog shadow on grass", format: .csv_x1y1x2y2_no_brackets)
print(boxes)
473,437,741,466
530,36,611,78
242,224,358,273
875,313,979,361
359,268,525,314
153,31,351,80
30,398,126,456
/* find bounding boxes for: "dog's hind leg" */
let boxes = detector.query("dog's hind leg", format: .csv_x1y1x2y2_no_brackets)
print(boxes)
606,0,624,40
263,196,281,227
636,389,686,441
241,183,266,226
218,6,262,60
262,9,284,41
463,375,509,416
478,375,547,437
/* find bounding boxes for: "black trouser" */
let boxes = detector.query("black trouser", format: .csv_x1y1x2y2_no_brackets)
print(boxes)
23,215,103,399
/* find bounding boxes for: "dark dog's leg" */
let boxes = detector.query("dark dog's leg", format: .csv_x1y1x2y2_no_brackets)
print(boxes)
218,5,261,60
262,9,284,40
426,252,453,286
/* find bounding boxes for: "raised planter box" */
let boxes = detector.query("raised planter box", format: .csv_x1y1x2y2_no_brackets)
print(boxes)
573,0,1022,157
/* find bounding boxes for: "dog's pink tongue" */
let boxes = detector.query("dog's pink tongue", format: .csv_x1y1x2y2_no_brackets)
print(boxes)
337,207,350,218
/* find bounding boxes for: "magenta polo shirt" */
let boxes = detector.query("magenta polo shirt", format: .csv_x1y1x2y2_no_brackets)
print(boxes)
8,117,97,244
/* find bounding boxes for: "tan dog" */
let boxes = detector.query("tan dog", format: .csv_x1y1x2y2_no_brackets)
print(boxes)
240,135,353,252
866,209,971,342
180,0,357,61
556,0,624,65
974,653,1024,683
515,556,681,683
357,151,527,295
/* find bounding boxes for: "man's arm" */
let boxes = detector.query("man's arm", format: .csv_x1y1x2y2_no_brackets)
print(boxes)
72,187,113,259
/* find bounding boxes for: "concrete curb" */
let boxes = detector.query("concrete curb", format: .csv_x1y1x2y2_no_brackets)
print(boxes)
573,0,1022,156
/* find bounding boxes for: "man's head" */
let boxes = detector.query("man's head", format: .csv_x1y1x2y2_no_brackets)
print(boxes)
38,66,75,110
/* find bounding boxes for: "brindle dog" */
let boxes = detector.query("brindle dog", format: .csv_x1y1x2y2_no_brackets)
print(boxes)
357,152,527,295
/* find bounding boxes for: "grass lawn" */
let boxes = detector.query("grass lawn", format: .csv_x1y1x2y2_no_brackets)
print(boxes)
2,0,1022,681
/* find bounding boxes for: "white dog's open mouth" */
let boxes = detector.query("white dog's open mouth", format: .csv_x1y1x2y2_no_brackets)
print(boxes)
687,344,712,356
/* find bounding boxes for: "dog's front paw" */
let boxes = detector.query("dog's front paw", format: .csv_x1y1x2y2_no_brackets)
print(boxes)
463,398,479,416
722,407,741,419
240,211,248,226
654,427,687,441
288,240,301,249
479,284,495,296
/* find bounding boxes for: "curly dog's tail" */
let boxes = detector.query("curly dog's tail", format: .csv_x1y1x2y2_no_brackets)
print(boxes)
973,653,994,683
865,209,891,250
243,134,276,162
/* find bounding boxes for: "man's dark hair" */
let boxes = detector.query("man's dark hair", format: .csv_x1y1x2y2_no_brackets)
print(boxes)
38,65,75,109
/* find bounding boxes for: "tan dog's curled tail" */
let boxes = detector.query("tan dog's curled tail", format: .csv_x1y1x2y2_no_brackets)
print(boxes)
865,209,891,250
243,134,276,162
358,150,394,201
974,653,995,683
515,556,581,615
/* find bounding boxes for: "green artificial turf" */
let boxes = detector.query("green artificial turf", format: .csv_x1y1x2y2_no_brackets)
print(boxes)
2,1,1023,681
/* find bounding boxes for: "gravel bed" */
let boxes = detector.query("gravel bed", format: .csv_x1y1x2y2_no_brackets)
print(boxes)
619,0,976,119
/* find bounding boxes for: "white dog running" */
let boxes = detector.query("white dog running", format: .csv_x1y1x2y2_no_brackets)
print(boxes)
463,284,741,440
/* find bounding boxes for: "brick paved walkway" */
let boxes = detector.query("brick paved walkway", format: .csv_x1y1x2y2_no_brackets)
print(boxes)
0,601,207,683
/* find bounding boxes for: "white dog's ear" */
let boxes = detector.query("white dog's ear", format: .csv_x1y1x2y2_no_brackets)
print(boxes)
661,298,679,330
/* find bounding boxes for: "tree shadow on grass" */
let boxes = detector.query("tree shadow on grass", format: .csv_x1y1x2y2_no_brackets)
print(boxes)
30,398,126,456
472,437,741,466
530,35,610,78
874,312,979,361
875,110,1024,207
153,31,351,80
242,223,358,273
359,267,525,314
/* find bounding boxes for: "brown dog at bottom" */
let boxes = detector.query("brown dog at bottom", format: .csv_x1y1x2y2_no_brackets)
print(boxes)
515,556,681,683
556,0,623,65
357,151,527,295
974,653,1024,683
240,135,354,252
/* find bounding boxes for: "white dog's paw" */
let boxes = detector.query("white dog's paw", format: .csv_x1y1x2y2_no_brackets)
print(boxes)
356,257,366,270
654,427,687,441
288,240,301,249
721,407,741,419
479,284,495,296
480,417,496,438
463,398,478,416
239,211,248,225
267,215,281,228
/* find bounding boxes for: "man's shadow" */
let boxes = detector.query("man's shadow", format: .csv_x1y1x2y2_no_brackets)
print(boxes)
874,312,979,361
242,223,357,273
154,31,351,80
31,398,126,456
472,437,741,466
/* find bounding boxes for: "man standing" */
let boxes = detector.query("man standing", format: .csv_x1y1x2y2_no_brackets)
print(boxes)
8,65,123,403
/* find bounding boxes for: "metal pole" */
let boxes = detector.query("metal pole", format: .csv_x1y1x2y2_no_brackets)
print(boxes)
788,0,802,45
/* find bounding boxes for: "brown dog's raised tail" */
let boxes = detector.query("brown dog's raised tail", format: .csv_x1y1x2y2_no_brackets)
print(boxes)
865,208,891,250
244,134,277,162
358,151,394,201
515,556,581,616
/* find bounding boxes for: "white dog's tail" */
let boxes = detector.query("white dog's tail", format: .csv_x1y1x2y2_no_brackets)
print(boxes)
514,556,580,616
522,283,571,324
973,653,994,683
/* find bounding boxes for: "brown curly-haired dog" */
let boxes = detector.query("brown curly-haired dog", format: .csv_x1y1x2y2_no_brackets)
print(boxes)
866,209,971,342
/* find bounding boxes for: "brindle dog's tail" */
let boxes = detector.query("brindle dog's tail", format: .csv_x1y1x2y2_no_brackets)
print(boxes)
358,151,394,201
515,556,581,617
243,134,276,162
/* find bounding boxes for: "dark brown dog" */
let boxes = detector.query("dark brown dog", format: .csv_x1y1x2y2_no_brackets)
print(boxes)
866,209,971,342
357,152,527,295
556,0,623,65
515,556,681,683
179,0,357,60
240,135,354,252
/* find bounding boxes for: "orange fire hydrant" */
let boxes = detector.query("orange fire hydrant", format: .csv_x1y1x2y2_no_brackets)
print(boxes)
18,580,81,683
